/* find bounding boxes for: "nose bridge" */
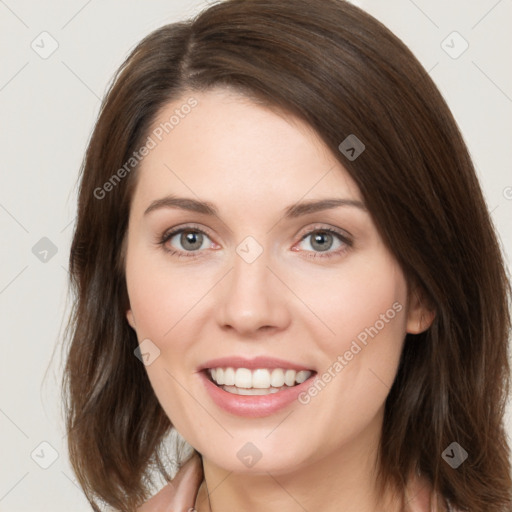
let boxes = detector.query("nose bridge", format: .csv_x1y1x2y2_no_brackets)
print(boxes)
216,237,289,333
233,245,271,294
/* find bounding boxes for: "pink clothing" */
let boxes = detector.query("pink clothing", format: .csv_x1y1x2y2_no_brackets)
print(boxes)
138,453,204,512
138,452,459,512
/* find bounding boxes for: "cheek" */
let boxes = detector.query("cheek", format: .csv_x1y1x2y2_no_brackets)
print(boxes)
289,255,408,450
295,250,408,368
125,245,207,340
125,247,201,425
284,255,410,463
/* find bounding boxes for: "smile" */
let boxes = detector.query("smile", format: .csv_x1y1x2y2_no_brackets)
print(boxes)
207,367,313,395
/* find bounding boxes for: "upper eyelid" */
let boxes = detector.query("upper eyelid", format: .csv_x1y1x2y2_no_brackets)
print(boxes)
297,223,351,240
162,223,215,241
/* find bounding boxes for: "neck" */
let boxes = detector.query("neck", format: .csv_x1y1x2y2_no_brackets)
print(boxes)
194,409,407,512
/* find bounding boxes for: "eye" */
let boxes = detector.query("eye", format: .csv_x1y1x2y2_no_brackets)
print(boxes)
159,225,215,257
157,224,352,260
295,227,352,259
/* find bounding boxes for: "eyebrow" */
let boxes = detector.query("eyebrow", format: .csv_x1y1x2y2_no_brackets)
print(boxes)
143,195,367,218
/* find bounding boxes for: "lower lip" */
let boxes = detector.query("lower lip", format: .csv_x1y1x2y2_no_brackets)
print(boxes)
199,370,317,418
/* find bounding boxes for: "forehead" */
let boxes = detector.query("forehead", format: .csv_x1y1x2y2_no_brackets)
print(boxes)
131,88,362,212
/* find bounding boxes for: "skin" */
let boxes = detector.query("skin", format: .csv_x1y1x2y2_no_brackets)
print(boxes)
125,87,435,512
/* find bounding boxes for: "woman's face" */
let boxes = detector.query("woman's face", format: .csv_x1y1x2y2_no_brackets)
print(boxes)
124,87,431,474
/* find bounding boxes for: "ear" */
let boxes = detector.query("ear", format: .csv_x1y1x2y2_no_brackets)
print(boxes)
126,309,136,330
406,284,435,334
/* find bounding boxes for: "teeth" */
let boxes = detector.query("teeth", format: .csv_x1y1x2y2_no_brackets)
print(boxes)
220,385,288,395
208,367,313,389
223,367,235,386
252,369,270,388
235,368,252,388
295,370,311,384
270,369,285,387
284,369,296,386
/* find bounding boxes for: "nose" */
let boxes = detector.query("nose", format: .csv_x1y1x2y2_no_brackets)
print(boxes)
215,246,291,337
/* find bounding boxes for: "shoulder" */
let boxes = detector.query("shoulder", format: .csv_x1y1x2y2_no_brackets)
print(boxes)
137,452,203,512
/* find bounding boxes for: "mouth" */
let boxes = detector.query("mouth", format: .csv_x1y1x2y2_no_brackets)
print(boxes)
197,356,318,416
202,367,317,396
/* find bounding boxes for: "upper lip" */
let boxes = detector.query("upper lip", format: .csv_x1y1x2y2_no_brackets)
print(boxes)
197,356,315,372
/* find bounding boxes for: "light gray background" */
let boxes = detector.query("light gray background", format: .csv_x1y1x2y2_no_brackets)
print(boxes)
1,0,511,510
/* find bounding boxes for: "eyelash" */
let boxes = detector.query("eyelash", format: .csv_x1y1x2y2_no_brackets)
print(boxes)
157,223,353,260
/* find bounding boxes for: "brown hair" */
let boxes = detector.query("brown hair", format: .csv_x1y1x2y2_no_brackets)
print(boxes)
62,0,512,510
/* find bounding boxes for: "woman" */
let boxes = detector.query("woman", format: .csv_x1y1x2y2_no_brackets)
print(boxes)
62,1,512,511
